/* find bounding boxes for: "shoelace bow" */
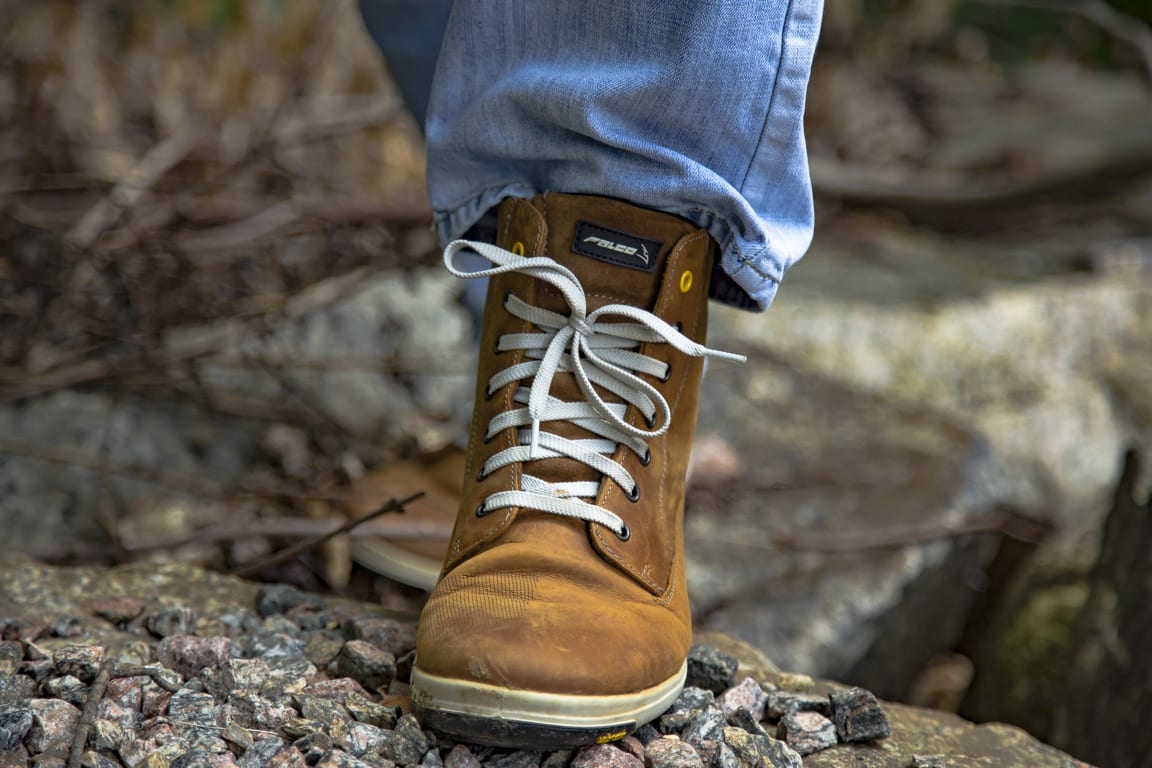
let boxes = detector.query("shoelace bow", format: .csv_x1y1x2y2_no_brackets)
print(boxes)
445,239,745,538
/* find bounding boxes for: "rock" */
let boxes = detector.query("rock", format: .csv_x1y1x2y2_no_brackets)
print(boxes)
644,737,704,768
682,709,726,749
486,752,541,768
0,642,21,675
615,736,645,762
909,757,945,768
540,751,572,768
51,645,104,683
220,659,271,693
314,752,371,768
631,724,660,745
444,745,482,768
570,745,642,768
659,688,715,733
763,692,830,720
255,585,324,619
342,617,418,656
716,678,768,721
42,675,88,708
0,674,38,706
345,693,399,729
303,630,346,668
146,607,197,638
341,721,389,757
237,738,293,768
0,705,33,750
714,744,741,768
334,640,396,691
295,695,351,731
168,689,219,729
25,699,81,756
105,676,143,711
779,711,837,756
721,727,801,768
830,688,891,743
299,678,373,703
90,597,147,624
725,709,768,739
686,646,738,694
378,713,428,765
157,635,232,680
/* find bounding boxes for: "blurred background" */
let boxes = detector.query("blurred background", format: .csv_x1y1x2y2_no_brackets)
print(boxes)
0,1,1150,765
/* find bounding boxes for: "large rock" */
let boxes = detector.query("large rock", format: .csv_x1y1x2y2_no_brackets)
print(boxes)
688,353,1003,698
165,267,471,443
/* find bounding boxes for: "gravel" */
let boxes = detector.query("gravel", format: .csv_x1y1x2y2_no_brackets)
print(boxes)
0,578,892,767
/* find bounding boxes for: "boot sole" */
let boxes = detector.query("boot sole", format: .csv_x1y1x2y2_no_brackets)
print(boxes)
410,662,686,749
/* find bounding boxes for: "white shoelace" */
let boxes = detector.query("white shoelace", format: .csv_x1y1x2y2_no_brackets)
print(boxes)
445,239,746,539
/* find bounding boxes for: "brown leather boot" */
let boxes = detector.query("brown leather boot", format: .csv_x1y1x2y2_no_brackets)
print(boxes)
411,193,742,748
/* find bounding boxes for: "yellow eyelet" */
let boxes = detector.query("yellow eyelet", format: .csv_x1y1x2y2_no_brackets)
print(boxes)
679,270,694,293
511,241,525,256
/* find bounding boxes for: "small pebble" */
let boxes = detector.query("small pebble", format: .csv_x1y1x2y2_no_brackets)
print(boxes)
300,678,373,702
485,751,541,768
716,677,768,721
315,751,371,768
829,687,891,743
90,597,147,624
444,745,482,768
0,642,23,675
570,744,642,768
256,585,324,619
681,708,726,749
911,756,946,768
104,676,143,712
341,721,389,757
615,735,645,762
335,641,396,692
659,688,715,733
157,635,233,680
686,646,738,695
343,617,418,656
379,714,429,765
645,736,704,768
26,698,81,755
763,691,831,720
221,658,271,692
147,607,198,638
779,711,837,756
0,705,33,750
51,645,105,683
345,693,400,729
43,675,88,708
50,616,84,638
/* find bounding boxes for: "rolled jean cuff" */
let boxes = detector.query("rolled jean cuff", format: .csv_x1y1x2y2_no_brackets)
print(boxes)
434,189,784,312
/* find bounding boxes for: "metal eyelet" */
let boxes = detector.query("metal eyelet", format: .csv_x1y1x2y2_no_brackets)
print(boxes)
504,290,514,305
493,338,502,355
639,449,652,467
658,365,672,383
673,321,684,333
616,523,631,542
482,430,494,444
476,467,488,482
644,412,657,429
475,503,489,517
626,484,640,503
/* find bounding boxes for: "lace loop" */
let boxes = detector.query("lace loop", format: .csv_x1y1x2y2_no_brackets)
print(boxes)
445,239,745,537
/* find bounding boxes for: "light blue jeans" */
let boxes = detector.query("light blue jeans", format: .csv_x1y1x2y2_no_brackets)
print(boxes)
360,0,823,311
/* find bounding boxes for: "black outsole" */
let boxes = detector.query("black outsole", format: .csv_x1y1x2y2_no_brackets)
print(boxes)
416,708,637,750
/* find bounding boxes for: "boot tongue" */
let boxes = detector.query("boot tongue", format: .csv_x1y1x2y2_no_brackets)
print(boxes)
497,194,703,500
534,194,699,313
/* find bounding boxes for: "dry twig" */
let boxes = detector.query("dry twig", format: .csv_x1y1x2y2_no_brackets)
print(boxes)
230,491,424,577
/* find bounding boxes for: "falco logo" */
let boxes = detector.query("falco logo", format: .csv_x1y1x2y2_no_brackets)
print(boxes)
572,221,662,273
581,236,651,266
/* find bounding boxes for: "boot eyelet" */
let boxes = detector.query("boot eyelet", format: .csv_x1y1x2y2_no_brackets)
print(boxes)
476,468,489,482
658,364,672,383
485,384,497,400
475,503,489,517
616,523,631,542
639,448,651,467
673,321,684,333
493,339,502,355
504,289,514,305
482,430,494,444
626,484,640,503
644,413,657,429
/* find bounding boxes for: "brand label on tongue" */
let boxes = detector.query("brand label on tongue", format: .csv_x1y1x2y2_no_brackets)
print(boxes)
572,221,662,273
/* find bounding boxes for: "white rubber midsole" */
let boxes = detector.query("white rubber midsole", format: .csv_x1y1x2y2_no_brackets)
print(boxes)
410,661,687,729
